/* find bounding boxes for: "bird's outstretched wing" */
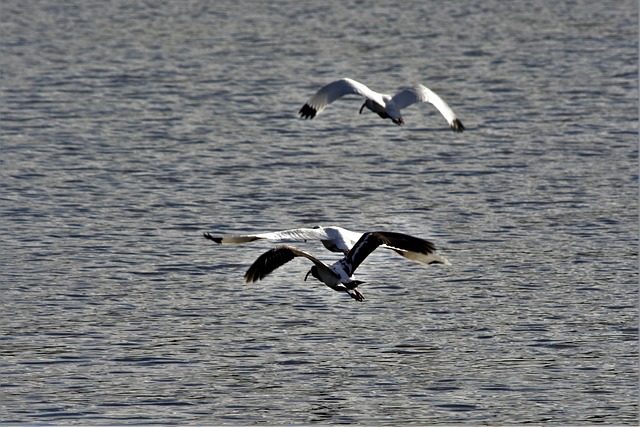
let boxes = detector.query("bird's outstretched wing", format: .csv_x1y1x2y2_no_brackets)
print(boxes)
391,84,465,132
343,231,440,276
205,228,328,245
203,226,362,253
299,78,385,119
244,245,333,283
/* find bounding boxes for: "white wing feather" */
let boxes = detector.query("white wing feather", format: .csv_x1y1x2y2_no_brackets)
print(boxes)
392,84,464,131
301,78,386,117
204,226,361,253
207,227,333,245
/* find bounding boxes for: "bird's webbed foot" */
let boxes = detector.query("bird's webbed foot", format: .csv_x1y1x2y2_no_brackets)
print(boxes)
348,289,365,302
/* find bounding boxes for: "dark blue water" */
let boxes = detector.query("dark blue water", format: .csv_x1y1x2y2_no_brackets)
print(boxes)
1,0,637,424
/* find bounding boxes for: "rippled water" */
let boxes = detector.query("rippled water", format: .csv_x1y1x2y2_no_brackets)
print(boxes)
1,0,638,425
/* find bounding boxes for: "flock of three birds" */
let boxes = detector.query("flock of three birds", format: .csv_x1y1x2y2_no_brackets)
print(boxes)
205,78,465,302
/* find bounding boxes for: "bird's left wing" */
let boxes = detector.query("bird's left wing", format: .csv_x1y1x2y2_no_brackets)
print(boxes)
244,245,328,283
204,228,332,246
391,84,465,132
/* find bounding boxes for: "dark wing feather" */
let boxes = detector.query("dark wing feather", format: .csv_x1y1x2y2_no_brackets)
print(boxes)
374,231,436,254
342,233,384,276
244,245,325,283
244,245,298,283
203,232,224,244
344,231,437,276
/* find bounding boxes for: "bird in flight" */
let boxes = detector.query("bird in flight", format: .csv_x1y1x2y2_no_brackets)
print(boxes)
203,225,450,266
299,78,465,131
243,231,448,302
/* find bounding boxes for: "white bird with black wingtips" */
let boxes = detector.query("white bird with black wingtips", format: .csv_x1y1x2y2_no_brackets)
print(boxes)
299,78,465,131
243,231,447,302
203,225,450,266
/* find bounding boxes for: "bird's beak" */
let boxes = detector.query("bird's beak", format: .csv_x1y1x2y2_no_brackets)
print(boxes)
304,269,312,281
359,102,366,114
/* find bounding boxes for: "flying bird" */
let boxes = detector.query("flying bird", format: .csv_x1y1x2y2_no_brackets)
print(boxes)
203,225,450,266
243,231,447,302
299,78,465,131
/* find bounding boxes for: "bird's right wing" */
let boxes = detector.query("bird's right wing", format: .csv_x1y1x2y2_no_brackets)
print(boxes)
345,231,440,275
244,245,328,283
392,84,465,132
299,78,385,119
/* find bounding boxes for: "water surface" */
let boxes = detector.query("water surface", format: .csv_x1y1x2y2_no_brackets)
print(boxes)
1,0,637,425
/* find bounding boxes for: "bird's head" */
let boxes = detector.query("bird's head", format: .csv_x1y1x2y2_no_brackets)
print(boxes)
392,117,405,125
304,266,320,282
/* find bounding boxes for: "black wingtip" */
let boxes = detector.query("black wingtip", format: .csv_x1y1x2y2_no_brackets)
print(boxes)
243,271,257,283
299,104,317,120
243,263,261,283
203,232,222,244
450,119,465,133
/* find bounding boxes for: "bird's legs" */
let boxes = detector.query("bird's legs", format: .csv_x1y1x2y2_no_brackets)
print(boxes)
347,289,365,302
